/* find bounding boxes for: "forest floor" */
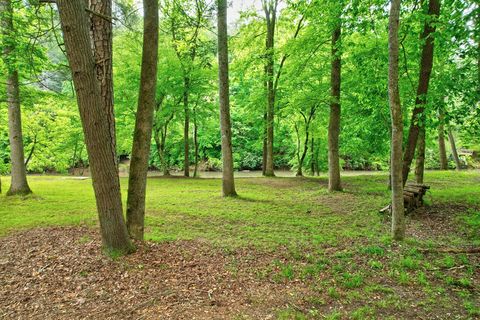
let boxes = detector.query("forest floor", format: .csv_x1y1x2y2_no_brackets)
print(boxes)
0,171,479,319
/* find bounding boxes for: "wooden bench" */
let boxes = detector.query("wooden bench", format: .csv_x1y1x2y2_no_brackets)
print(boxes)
403,183,430,212
380,183,430,214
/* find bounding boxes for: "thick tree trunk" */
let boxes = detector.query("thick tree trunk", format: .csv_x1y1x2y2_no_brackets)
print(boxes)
438,108,448,169
263,0,277,177
56,0,132,254
415,127,426,183
89,0,116,154
328,22,342,192
388,0,405,241
448,129,462,170
126,0,159,241
217,0,237,196
1,0,32,196
401,0,440,185
183,78,190,177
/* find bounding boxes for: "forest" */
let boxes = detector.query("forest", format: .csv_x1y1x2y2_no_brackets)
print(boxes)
0,0,479,318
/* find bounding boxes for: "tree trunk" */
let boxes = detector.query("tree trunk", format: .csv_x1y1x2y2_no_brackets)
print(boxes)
183,77,190,177
262,109,267,176
1,0,32,196
217,0,237,196
193,105,199,178
328,21,342,192
24,134,37,168
401,0,440,185
56,0,132,254
388,0,405,241
448,129,462,170
126,0,159,241
415,127,426,183
263,0,277,177
310,137,315,175
89,0,116,154
154,130,168,175
297,127,309,177
438,108,448,169
294,123,302,176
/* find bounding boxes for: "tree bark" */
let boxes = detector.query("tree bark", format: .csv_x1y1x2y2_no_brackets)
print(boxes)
1,0,32,196
401,0,440,185
89,0,116,155
263,0,277,177
448,129,462,170
310,137,315,176
217,0,237,196
415,127,425,183
126,0,159,241
183,77,190,177
56,0,132,254
328,20,342,192
388,0,405,241
438,108,448,170
193,104,199,178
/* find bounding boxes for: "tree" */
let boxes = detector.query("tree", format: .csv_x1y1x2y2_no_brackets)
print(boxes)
437,107,448,169
126,0,159,240
262,0,278,177
328,6,342,192
1,0,32,196
55,0,133,254
402,0,441,185
162,0,212,177
89,0,116,153
388,0,405,241
447,129,462,170
217,0,236,196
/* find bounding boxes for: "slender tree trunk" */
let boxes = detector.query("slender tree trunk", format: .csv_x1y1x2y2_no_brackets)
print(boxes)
294,123,302,176
217,0,237,196
263,0,277,177
183,78,190,177
401,0,440,185
193,106,199,178
438,108,448,169
448,129,462,170
24,134,37,168
1,0,32,196
89,0,116,154
126,0,159,241
297,128,309,177
415,127,426,183
56,0,132,254
310,137,315,176
161,125,171,175
328,21,342,192
388,0,405,241
154,130,169,176
262,110,267,175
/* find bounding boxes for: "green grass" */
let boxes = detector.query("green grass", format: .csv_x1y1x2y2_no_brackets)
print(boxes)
0,170,479,318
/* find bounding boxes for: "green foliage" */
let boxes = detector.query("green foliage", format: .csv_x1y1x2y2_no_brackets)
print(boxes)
0,0,477,174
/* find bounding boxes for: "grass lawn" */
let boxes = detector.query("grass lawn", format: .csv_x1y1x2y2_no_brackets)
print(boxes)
0,170,479,319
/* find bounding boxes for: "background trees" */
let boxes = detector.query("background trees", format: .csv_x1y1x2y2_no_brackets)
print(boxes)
0,0,477,182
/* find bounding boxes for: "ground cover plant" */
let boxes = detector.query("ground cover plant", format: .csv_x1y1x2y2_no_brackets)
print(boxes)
1,170,478,319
